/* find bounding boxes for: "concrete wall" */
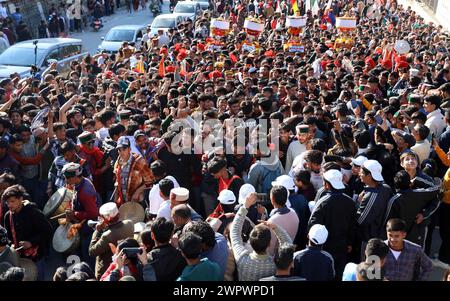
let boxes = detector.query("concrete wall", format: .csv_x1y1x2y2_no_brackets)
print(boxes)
435,0,450,30
398,0,450,31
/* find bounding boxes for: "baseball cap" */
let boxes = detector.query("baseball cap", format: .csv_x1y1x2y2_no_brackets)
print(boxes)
351,156,368,167
217,189,236,205
363,160,384,182
238,183,255,205
248,67,257,74
308,224,328,245
323,169,345,190
133,130,146,139
272,175,296,191
116,136,131,149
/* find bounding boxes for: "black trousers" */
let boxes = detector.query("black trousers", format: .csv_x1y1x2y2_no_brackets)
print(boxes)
439,203,450,264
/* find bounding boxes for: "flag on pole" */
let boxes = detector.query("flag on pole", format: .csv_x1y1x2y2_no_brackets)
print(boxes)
312,0,320,15
305,0,311,12
276,0,282,13
291,0,299,13
158,56,165,77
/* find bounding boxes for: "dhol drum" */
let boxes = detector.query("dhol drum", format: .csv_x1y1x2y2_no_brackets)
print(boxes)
43,188,74,219
18,258,38,281
52,223,80,254
119,202,145,224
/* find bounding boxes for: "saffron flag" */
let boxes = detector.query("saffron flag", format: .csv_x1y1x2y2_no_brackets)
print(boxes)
158,56,165,77
291,0,299,13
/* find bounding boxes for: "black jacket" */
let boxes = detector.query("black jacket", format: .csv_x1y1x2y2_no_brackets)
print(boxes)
309,191,357,256
148,244,186,281
293,246,335,281
383,186,440,245
157,147,202,190
4,201,52,259
356,184,392,242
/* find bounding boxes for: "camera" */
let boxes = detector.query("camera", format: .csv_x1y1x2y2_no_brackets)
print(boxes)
122,247,143,258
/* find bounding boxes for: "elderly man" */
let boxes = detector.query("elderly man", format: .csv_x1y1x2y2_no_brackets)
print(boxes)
88,202,134,279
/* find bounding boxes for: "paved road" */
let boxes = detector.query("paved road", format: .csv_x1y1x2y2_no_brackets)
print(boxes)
70,1,170,54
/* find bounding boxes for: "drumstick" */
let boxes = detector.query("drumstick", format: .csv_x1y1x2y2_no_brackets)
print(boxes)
50,213,67,220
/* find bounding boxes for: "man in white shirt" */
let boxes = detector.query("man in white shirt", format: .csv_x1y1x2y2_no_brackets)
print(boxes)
411,124,431,164
149,175,179,217
156,178,176,221
285,124,308,173
424,95,445,139
0,4,8,19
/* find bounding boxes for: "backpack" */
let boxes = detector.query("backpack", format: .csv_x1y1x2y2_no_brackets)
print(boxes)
260,164,281,196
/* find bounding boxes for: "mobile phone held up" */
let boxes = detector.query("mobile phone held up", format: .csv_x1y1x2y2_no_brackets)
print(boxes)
122,247,143,258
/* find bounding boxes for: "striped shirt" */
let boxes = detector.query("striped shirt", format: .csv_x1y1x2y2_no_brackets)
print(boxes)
231,206,292,281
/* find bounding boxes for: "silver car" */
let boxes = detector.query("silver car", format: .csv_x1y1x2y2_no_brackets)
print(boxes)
150,14,187,37
173,1,201,21
97,25,146,53
0,38,87,79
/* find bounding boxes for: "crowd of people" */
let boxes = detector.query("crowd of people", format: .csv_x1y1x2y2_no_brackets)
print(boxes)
0,0,449,281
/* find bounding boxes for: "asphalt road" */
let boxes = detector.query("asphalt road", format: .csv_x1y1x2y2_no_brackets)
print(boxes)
70,1,170,54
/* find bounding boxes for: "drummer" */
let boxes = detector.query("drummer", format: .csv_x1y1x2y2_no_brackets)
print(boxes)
61,163,99,267
88,202,134,279
113,137,153,207
2,185,52,280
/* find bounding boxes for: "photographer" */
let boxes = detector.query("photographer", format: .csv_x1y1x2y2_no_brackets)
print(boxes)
100,238,156,281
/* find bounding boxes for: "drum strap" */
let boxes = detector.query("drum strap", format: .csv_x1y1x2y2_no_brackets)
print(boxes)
9,210,39,259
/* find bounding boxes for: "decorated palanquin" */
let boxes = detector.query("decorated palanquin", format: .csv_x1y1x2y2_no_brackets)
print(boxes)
334,17,357,50
242,18,264,54
284,15,307,53
207,18,230,52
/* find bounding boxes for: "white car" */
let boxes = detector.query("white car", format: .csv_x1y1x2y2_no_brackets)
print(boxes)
97,25,146,53
173,1,201,21
150,14,186,37
185,0,210,10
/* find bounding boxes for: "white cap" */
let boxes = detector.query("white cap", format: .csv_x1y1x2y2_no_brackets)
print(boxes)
99,202,119,219
238,184,255,205
323,169,345,190
351,156,368,167
171,187,190,202
309,224,328,245
217,189,236,205
363,159,384,182
272,175,295,191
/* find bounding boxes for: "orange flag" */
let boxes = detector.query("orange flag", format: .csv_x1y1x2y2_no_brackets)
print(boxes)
158,56,165,77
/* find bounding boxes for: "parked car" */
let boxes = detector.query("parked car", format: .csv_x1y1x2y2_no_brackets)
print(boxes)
0,38,87,79
182,0,209,10
173,1,201,21
97,25,146,53
150,14,186,37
